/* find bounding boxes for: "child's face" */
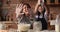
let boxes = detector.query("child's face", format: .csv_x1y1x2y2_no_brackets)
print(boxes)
38,6,43,13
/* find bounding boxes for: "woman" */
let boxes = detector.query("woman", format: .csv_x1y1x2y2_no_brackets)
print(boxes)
34,4,48,30
18,3,32,24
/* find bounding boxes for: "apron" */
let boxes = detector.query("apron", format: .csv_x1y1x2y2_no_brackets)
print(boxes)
20,15,31,24
35,11,47,30
18,10,33,29
39,18,47,30
18,10,31,24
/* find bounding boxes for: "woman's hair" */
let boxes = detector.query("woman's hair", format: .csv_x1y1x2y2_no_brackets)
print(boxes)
23,3,31,8
21,3,31,16
21,3,31,12
37,4,45,13
37,5,42,11
36,4,46,16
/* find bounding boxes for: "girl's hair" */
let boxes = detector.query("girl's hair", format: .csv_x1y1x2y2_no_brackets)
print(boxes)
23,3,31,8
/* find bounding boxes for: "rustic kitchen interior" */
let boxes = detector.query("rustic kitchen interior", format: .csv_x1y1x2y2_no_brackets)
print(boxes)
0,0,60,32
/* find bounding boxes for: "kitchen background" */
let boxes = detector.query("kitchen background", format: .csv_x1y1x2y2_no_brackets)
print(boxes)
0,0,60,31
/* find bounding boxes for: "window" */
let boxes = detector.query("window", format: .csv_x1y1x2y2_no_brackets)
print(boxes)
50,0,55,3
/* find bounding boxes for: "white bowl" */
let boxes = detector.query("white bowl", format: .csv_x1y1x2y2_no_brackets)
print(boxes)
18,24,30,31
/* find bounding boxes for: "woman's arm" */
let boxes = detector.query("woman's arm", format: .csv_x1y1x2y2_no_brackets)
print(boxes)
34,3,39,14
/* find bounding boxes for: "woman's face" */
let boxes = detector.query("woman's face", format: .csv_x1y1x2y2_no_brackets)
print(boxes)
38,6,43,13
23,5,28,12
23,5,29,16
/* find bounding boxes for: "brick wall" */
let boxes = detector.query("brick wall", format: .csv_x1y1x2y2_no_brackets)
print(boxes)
48,6,60,20
1,0,37,21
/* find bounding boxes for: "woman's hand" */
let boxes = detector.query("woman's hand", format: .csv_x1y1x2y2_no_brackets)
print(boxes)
24,11,30,16
34,3,39,14
15,4,23,18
